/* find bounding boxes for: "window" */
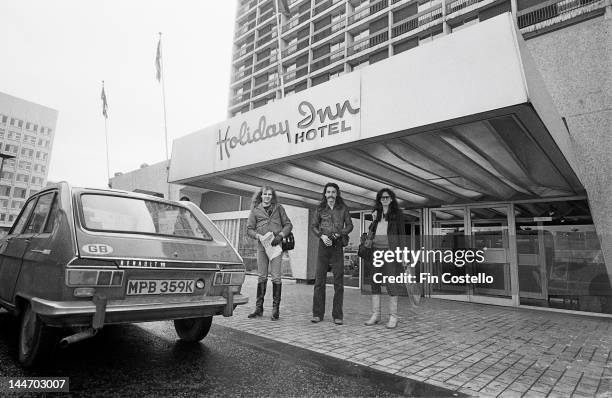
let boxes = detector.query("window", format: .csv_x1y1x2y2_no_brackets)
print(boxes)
11,200,24,209
33,124,38,132
24,193,55,234
18,161,32,171
9,198,36,235
2,171,13,180
14,187,27,199
21,148,34,158
0,213,5,222
8,215,15,223
26,122,31,130
1,115,7,124
18,120,23,128
5,159,15,168
80,194,213,240
25,134,36,145
16,173,29,183
0,199,8,208
0,185,11,196
0,129,4,139
10,118,15,126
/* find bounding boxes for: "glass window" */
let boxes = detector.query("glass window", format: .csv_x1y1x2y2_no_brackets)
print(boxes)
9,198,36,235
80,194,212,240
43,193,58,233
24,193,55,234
14,187,27,199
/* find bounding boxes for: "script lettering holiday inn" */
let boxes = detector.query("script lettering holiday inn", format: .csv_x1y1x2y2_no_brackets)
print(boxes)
216,99,360,160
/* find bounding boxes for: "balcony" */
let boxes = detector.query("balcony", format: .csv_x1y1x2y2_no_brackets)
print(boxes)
230,91,252,106
348,0,389,25
312,17,346,43
256,29,278,48
258,8,276,24
254,52,279,72
252,79,279,97
233,66,253,83
517,0,603,30
445,0,487,14
348,29,389,55
232,42,255,60
391,5,443,37
282,36,310,57
311,46,345,72
282,10,311,33
284,64,309,83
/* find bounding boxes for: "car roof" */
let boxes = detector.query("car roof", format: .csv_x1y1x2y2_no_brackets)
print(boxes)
41,182,180,205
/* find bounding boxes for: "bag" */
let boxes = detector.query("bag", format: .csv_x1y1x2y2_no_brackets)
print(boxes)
281,232,295,251
357,219,378,260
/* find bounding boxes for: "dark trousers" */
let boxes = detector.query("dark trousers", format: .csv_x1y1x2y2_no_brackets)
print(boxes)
312,241,344,320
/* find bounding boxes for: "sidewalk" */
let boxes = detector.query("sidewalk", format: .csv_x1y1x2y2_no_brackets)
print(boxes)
216,275,612,397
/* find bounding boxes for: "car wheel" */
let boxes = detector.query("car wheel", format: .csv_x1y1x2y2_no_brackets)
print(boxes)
18,303,53,368
174,316,213,342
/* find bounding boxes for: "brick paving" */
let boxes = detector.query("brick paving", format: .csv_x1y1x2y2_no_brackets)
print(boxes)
216,276,612,397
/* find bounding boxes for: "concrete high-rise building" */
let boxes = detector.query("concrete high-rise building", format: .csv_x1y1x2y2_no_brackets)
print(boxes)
0,92,58,233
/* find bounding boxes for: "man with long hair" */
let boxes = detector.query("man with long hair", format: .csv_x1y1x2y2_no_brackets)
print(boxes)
246,186,292,320
310,182,353,325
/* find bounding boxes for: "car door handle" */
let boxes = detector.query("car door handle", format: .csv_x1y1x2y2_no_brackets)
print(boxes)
30,249,51,255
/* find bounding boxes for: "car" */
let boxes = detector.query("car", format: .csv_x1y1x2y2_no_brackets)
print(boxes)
0,182,248,367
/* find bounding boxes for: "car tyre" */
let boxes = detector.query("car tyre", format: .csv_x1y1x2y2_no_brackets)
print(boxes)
18,303,53,368
174,316,213,342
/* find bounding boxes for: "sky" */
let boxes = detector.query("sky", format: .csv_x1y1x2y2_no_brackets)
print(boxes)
0,0,236,188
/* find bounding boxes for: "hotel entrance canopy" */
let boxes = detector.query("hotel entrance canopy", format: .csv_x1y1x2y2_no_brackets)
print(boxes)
169,14,583,209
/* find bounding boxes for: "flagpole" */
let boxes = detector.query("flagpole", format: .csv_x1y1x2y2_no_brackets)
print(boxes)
274,0,285,99
102,80,111,187
157,32,171,200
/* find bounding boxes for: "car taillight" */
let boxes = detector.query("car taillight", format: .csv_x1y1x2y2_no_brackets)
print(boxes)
213,272,245,286
66,269,124,287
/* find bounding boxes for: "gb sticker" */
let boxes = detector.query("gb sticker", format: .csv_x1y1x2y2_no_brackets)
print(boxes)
82,244,114,255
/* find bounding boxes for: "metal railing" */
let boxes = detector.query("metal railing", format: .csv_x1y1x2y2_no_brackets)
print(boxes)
233,67,253,82
348,0,388,24
311,46,345,71
446,0,485,14
282,36,310,57
256,29,278,48
254,52,279,72
282,10,311,32
231,91,252,106
517,0,601,28
391,5,443,37
233,42,255,59
284,64,309,82
348,29,388,55
312,17,346,43
252,79,279,97
258,8,275,24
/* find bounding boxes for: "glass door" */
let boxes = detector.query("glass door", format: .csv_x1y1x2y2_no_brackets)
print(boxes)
469,206,512,298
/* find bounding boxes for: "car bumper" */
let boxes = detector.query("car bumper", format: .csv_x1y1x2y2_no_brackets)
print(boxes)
31,293,249,327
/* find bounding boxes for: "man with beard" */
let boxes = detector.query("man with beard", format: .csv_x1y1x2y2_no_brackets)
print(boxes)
311,182,353,325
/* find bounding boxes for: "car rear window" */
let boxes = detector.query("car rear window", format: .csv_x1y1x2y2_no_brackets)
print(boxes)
80,194,212,240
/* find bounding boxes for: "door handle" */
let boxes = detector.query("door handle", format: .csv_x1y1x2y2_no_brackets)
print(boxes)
30,249,51,255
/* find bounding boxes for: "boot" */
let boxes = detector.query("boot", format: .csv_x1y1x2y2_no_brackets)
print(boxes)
247,280,267,318
271,283,281,321
386,296,399,329
364,294,381,326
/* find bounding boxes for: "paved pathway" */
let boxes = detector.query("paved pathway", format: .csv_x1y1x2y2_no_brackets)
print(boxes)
216,276,612,397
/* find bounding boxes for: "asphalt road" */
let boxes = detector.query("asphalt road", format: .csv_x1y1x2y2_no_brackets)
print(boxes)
0,310,461,397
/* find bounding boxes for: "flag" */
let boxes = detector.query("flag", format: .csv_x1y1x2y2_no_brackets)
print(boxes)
101,86,108,119
276,0,290,16
155,37,162,82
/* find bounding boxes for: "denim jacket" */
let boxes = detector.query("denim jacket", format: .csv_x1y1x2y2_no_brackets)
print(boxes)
311,203,353,239
246,203,292,239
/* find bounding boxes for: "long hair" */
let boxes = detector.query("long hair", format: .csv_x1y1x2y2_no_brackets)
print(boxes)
374,188,399,222
251,185,278,209
318,182,345,209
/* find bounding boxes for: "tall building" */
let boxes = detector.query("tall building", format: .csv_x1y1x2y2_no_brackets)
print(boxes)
0,92,58,233
228,0,610,116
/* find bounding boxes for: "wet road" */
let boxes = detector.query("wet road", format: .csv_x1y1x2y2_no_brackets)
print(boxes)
0,310,461,397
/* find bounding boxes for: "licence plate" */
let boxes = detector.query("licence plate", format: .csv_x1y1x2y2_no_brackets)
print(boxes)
126,279,195,295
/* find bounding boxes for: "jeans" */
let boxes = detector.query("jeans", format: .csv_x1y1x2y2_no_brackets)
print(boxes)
312,240,344,320
256,243,282,284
